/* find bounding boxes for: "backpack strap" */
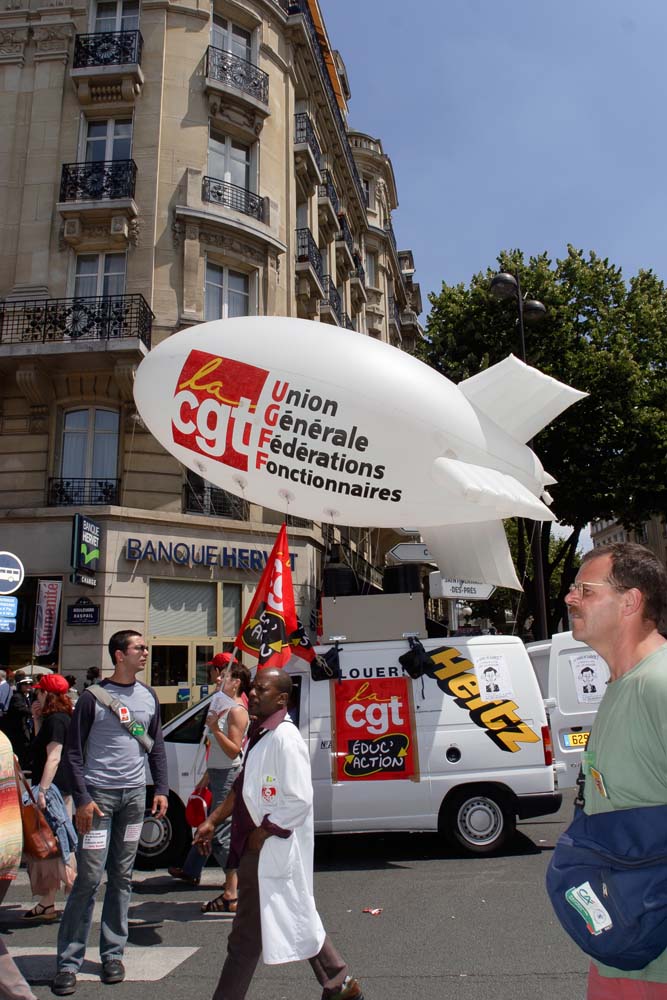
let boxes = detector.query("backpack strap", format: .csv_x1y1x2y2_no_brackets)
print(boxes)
87,684,154,753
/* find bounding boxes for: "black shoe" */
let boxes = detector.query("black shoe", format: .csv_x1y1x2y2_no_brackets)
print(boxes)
52,971,77,996
101,960,125,984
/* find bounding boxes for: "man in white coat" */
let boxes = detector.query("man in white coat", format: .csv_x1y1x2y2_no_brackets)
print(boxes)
194,668,364,1000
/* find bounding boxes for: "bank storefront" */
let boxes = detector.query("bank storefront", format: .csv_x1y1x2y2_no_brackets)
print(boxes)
3,511,320,721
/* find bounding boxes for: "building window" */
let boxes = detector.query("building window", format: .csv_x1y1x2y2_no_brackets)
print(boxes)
365,250,377,288
74,252,126,298
363,175,373,209
205,261,250,320
84,118,132,162
60,407,119,483
211,13,251,61
208,129,251,191
94,0,139,32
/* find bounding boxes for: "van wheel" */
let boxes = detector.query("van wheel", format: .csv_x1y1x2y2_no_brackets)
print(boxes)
135,792,192,871
442,787,515,855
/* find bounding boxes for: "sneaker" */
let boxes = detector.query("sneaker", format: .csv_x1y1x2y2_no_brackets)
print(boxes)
101,960,125,984
167,866,200,886
52,971,77,996
326,977,364,1000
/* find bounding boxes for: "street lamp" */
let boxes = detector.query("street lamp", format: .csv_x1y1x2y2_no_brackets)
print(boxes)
489,270,549,641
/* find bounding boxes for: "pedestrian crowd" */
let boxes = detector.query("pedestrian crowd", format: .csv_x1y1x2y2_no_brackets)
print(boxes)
4,540,665,1000
1,634,363,1000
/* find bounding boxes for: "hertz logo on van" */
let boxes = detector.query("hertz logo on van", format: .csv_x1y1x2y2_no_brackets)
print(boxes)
425,646,540,753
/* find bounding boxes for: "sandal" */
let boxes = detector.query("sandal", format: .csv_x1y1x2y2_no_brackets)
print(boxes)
24,903,58,922
200,893,238,914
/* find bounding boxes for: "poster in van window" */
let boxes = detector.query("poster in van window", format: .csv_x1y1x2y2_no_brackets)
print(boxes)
333,677,418,781
472,653,514,701
570,652,609,703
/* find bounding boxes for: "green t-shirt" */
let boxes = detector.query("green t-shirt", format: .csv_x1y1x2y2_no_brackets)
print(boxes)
583,643,667,981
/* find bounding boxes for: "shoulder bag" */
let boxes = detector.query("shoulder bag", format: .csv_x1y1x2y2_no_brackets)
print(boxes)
546,776,667,971
14,764,60,861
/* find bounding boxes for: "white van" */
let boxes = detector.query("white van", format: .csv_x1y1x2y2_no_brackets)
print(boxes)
526,630,609,789
138,633,561,867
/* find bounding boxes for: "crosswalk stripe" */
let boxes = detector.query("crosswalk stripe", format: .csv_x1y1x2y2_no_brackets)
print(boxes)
9,946,199,982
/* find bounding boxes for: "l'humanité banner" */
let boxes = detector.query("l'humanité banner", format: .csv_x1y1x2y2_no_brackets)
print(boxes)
332,676,419,782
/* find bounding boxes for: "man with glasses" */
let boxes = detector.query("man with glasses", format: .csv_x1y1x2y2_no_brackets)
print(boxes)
52,631,168,996
564,542,667,998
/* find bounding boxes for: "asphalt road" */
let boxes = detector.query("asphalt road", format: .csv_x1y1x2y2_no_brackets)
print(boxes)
1,792,587,1000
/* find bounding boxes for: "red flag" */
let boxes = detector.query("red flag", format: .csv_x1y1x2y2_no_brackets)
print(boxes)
236,525,299,669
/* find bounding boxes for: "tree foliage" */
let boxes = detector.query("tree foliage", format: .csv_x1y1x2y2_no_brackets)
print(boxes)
421,246,667,633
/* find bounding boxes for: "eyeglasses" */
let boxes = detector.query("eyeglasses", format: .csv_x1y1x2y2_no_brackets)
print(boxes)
130,645,149,653
567,581,610,600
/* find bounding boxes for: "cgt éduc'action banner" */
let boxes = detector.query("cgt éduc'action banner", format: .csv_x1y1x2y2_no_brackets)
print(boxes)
333,677,418,782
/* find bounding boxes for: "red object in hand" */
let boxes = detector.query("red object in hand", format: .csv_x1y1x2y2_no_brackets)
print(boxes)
185,786,213,827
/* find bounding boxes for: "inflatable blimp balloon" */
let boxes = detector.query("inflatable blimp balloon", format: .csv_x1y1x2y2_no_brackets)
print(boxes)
133,316,587,589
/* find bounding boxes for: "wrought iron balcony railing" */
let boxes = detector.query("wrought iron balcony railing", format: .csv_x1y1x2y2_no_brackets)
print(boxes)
321,276,342,325
0,294,153,347
286,513,313,529
285,0,366,212
388,295,400,327
318,169,339,215
343,312,354,330
60,159,137,202
336,215,354,254
294,113,322,171
384,220,398,255
47,478,120,507
295,228,323,284
206,45,269,105
352,257,366,286
202,176,264,221
184,479,249,520
73,30,143,68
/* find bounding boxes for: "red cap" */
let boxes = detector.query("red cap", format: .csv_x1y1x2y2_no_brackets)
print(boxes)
34,674,70,694
206,652,237,669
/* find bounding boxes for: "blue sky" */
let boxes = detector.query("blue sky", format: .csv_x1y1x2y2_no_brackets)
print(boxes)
320,0,667,321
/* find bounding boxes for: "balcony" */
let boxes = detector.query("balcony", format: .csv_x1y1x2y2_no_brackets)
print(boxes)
0,295,153,359
202,176,264,222
70,30,144,105
58,160,138,247
284,0,366,218
335,215,355,277
317,169,339,241
400,308,423,350
60,159,136,202
350,256,367,310
388,295,401,330
320,276,342,326
205,45,270,137
384,219,399,261
295,228,324,318
47,478,120,507
184,478,249,520
294,112,322,196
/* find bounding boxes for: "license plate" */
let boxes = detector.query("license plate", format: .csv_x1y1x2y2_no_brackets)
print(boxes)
563,731,589,748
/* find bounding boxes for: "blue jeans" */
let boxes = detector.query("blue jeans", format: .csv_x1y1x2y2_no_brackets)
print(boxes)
183,767,238,879
57,785,146,971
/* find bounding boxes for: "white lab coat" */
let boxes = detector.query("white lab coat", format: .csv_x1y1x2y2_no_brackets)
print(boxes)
242,718,326,964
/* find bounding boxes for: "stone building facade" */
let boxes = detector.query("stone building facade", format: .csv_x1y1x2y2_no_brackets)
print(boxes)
0,0,422,715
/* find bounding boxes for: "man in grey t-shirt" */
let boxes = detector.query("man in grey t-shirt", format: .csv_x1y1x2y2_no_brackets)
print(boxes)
52,631,168,996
